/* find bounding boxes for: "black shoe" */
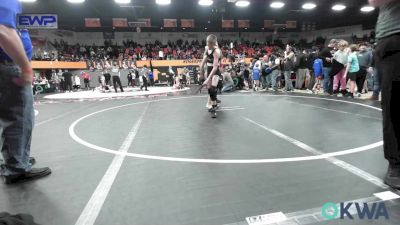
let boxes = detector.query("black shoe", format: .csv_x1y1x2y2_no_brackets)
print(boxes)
384,165,400,189
3,167,52,185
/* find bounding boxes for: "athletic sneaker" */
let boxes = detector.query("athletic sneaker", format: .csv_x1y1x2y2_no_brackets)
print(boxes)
210,106,217,118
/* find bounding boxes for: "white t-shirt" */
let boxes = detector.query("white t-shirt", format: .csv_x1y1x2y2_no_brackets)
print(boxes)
111,66,120,77
74,76,81,85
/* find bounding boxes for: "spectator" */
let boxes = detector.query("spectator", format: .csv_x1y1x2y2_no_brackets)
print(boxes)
62,69,73,92
111,61,124,93
344,44,360,98
356,43,373,96
149,71,155,87
369,0,400,189
81,71,91,90
140,65,150,91
283,45,295,91
127,71,133,87
312,56,324,94
320,39,337,95
295,49,310,89
73,75,81,91
332,40,349,95
0,0,51,184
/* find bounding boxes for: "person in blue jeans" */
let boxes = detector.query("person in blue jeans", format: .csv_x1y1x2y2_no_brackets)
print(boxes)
320,39,338,94
371,69,381,100
0,0,51,184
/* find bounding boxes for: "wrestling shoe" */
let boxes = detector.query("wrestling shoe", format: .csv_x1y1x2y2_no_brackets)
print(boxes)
210,106,217,118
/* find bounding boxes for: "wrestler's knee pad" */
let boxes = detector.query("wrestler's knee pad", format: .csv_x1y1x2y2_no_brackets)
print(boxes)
208,86,217,101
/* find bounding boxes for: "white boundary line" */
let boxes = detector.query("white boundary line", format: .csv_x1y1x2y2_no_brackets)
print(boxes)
290,102,381,120
68,95,383,164
74,104,149,225
243,117,388,189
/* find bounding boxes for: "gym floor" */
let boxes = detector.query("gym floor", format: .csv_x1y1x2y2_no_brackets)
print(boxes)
1,91,399,225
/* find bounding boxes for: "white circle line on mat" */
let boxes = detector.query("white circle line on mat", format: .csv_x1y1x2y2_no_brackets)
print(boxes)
69,95,383,164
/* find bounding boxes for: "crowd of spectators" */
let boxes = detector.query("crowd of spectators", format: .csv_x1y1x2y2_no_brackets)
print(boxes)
32,38,288,62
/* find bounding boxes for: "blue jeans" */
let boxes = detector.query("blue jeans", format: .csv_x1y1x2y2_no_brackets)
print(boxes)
373,69,381,97
323,67,332,93
283,71,294,91
271,70,280,91
222,81,234,92
261,74,271,89
0,65,34,176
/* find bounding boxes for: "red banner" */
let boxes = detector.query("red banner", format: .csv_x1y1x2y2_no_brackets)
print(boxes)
85,18,101,28
286,20,297,29
181,19,194,28
238,20,250,28
222,20,234,28
264,20,275,29
164,19,177,28
112,18,128,27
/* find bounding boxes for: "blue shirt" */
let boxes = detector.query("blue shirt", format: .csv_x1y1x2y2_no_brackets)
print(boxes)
0,0,31,61
0,0,21,29
347,53,360,73
313,58,323,76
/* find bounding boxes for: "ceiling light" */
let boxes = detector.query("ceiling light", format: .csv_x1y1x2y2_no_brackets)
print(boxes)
19,0,37,2
156,0,171,5
115,0,131,3
332,4,346,11
361,6,375,12
235,0,250,7
270,1,285,9
199,0,213,6
302,3,316,10
67,0,85,3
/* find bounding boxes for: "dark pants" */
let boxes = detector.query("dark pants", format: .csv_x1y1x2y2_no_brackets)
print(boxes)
112,76,124,92
356,68,367,93
128,78,133,87
141,76,148,90
84,79,90,89
149,78,154,86
375,34,400,165
0,65,34,176
65,79,72,92
105,78,111,86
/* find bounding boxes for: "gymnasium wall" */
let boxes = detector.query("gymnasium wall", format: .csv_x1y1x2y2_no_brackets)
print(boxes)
29,24,373,46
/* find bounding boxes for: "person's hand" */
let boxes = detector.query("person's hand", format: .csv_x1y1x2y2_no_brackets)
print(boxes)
13,68,33,87
203,79,209,86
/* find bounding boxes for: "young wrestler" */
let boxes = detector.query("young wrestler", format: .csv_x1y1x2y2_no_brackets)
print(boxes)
199,35,222,118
